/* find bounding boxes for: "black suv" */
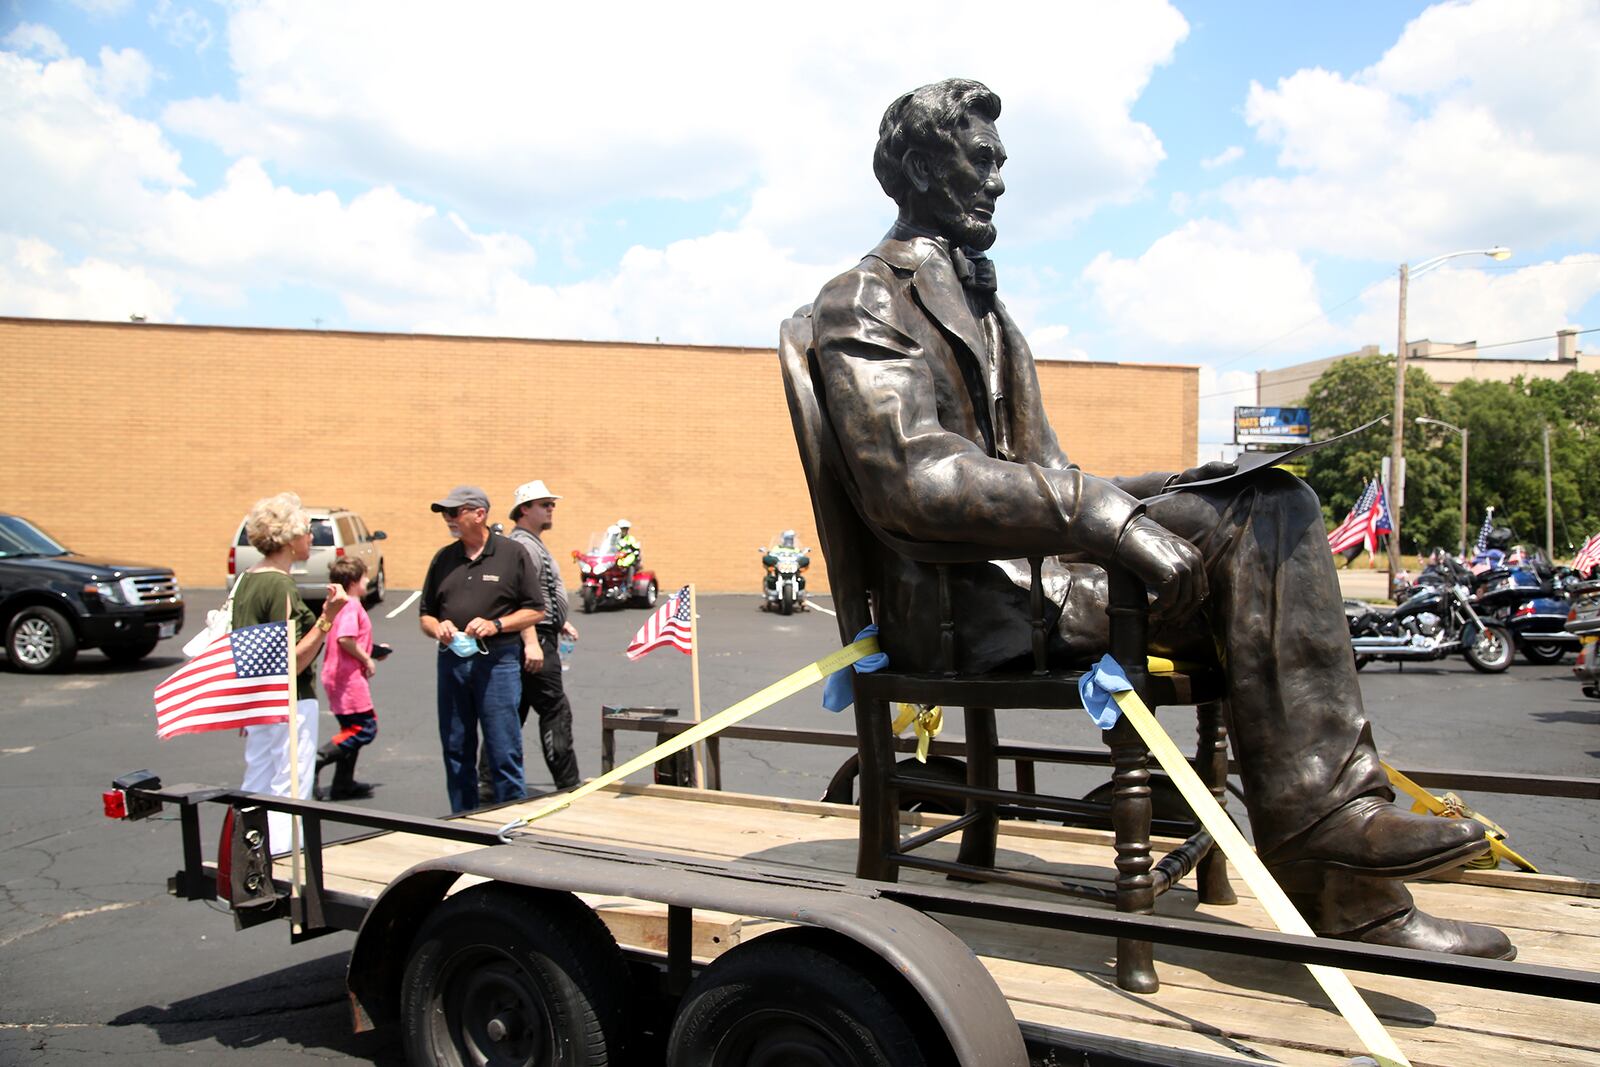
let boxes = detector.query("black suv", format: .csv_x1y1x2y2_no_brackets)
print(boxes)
1,513,185,672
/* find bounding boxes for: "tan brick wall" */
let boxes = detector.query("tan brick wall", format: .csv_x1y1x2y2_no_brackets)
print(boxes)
0,318,1196,594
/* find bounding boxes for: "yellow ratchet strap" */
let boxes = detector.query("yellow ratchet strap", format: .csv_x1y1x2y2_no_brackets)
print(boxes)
1106,665,1412,1067
497,634,881,838
892,703,943,762
1381,761,1537,873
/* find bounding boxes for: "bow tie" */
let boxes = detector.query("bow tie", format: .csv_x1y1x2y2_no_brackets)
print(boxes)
951,248,997,294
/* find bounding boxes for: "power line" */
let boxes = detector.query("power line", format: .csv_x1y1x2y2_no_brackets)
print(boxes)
1199,326,1600,400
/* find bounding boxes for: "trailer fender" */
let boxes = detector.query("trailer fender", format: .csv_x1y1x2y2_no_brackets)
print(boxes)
347,842,1027,1067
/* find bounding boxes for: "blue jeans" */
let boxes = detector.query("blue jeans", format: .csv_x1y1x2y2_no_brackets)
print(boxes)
436,640,524,812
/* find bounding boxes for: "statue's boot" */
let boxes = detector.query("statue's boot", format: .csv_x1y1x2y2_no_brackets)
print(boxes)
1261,795,1489,881
1282,867,1515,960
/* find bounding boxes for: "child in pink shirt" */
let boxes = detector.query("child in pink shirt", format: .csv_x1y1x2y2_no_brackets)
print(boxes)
315,557,378,800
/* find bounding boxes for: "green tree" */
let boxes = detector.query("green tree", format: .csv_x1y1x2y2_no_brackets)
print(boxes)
1454,371,1600,555
1301,354,1458,554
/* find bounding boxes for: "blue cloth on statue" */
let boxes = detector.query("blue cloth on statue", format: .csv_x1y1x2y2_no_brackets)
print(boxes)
822,624,886,712
1077,654,1133,729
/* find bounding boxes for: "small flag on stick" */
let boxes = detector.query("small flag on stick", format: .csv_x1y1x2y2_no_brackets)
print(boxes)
1574,532,1600,578
1328,479,1378,558
155,622,292,739
627,585,695,660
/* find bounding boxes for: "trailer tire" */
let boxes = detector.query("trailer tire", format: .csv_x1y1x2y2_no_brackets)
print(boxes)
666,929,948,1067
401,884,629,1067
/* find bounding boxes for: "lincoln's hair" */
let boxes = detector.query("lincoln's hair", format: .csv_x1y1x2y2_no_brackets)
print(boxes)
873,78,1001,205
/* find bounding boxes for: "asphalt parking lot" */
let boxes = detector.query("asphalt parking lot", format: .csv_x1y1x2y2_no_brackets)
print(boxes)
2,590,1595,1064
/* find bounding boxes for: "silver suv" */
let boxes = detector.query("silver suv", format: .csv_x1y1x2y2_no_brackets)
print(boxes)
229,507,387,608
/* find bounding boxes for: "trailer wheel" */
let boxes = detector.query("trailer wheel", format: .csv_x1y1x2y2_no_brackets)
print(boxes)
666,929,947,1067
401,884,629,1066
1520,641,1566,665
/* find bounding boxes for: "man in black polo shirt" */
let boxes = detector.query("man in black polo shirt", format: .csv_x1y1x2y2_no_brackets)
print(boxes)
419,485,544,812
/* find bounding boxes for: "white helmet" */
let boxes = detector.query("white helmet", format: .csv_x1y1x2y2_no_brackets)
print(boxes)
606,524,620,538
617,518,631,530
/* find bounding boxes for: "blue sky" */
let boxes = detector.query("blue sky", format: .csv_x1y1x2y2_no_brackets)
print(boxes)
4,0,1598,445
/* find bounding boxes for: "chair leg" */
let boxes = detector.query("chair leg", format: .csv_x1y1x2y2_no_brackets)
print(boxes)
956,707,999,870
854,697,899,882
1194,700,1238,906
1108,716,1158,993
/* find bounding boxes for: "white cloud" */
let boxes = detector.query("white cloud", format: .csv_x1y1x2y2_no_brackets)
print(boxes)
1197,364,1258,445
1226,0,1600,260
96,45,152,100
1027,324,1091,362
160,0,1189,259
149,0,213,53
1081,219,1330,353
0,236,177,321
4,24,69,59
1200,145,1242,169
1342,256,1600,359
63,0,135,15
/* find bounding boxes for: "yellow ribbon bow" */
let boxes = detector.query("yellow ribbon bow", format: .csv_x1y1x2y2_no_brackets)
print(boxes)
891,702,943,762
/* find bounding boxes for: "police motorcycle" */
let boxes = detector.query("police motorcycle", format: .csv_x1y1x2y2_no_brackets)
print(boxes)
1468,533,1578,665
760,530,810,615
572,525,658,613
1346,549,1514,673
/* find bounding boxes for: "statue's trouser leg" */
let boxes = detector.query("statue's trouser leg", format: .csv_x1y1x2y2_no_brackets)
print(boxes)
1143,471,1390,858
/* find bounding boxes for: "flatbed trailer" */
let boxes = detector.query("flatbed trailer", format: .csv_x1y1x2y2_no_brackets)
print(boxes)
111,750,1600,1067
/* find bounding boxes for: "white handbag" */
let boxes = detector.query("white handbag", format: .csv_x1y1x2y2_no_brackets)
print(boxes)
182,572,253,658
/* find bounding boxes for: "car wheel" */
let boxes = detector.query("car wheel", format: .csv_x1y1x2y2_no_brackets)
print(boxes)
367,564,386,606
103,637,159,665
1519,641,1565,665
7,606,78,673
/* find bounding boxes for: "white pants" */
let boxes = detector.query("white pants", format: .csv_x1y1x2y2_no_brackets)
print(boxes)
241,698,319,854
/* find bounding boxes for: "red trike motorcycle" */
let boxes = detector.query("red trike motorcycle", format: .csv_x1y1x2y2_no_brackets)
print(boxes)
572,528,658,613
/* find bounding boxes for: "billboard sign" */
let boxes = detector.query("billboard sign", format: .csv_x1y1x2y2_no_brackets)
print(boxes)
1234,406,1311,443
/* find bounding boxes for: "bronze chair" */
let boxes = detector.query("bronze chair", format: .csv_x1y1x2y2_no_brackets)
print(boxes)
778,310,1236,993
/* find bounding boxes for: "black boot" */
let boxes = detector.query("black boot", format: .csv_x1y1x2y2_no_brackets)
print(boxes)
329,749,373,801
313,742,340,800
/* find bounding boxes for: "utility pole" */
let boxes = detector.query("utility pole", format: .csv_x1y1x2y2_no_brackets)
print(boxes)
1544,424,1554,559
1459,427,1469,557
1387,263,1409,576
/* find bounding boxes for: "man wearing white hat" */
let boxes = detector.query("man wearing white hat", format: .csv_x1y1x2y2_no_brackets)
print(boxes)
501,479,581,791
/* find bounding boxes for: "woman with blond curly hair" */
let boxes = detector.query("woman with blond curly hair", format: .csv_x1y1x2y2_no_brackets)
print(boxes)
231,492,349,852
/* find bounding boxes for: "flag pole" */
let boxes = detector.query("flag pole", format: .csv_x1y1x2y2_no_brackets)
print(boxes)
688,583,705,788
284,592,301,931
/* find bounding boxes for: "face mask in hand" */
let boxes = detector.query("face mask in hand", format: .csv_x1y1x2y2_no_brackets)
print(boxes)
447,631,487,658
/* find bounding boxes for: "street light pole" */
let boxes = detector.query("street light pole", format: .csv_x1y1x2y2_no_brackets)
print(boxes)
1416,417,1468,557
1386,246,1511,575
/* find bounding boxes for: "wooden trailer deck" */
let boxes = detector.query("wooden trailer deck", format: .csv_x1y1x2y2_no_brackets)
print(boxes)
309,783,1600,1066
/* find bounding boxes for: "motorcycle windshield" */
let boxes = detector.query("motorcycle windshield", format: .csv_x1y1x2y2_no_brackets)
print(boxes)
587,531,621,556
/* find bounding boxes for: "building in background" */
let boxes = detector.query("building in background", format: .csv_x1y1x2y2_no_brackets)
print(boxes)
1257,329,1598,407
2,317,1200,592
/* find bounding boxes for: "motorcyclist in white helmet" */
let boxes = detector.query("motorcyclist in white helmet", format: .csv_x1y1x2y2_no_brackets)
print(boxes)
615,519,642,585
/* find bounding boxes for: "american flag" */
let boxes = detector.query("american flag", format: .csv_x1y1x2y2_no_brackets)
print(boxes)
1328,480,1378,555
1574,533,1600,578
627,585,694,660
1506,545,1526,566
1474,507,1496,555
155,622,292,739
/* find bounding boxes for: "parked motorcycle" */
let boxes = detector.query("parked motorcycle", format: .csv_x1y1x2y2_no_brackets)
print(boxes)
1471,550,1578,665
572,529,658,613
760,532,810,615
1565,577,1600,698
1346,553,1513,673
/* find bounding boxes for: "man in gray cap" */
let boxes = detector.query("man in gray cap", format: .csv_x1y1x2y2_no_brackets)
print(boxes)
418,485,545,812
499,479,581,793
